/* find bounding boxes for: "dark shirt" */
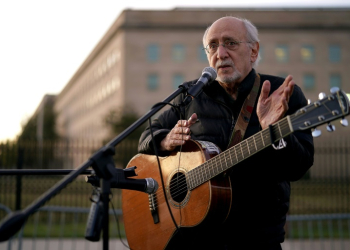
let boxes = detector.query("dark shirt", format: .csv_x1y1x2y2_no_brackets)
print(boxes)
138,69,314,247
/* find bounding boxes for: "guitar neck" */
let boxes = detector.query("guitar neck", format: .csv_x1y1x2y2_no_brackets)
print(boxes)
187,116,293,190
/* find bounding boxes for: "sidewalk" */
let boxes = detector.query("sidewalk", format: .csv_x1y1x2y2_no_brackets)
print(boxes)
282,239,350,250
1,238,350,250
0,239,129,250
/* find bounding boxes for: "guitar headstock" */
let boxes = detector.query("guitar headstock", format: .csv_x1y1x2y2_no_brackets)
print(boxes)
291,88,350,135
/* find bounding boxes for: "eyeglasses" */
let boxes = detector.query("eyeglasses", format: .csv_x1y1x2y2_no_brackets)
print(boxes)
204,40,251,54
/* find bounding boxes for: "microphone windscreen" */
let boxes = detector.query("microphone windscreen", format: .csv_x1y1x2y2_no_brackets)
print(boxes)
202,67,217,81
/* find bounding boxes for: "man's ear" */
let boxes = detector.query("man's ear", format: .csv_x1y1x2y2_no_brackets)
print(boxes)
251,42,260,63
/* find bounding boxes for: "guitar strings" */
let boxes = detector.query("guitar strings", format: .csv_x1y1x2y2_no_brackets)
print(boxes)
150,127,277,207
214,105,332,176
153,125,292,206
151,106,328,209
151,118,290,207
152,126,287,205
177,125,184,227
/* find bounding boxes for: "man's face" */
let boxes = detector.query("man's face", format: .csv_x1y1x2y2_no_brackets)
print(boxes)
204,17,259,85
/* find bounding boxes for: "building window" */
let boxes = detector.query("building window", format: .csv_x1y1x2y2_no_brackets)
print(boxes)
301,45,315,63
172,44,185,62
329,44,341,63
258,45,264,63
147,44,159,62
303,74,315,90
198,45,207,61
275,44,289,62
147,74,159,90
173,74,184,89
278,73,288,79
330,73,342,89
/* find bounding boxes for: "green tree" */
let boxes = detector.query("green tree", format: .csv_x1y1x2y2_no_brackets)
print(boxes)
104,109,145,140
19,100,58,142
17,99,58,168
104,108,146,167
0,140,18,169
19,116,37,141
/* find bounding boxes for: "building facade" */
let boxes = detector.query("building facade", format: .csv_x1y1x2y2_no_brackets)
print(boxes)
54,8,350,144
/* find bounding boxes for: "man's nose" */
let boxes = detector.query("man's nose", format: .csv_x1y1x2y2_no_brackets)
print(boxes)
216,44,229,59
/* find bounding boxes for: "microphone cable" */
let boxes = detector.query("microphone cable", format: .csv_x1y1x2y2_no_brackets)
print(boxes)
148,101,182,232
109,193,131,249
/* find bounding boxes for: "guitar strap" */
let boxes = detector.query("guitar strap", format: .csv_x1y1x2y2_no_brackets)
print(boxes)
227,73,261,148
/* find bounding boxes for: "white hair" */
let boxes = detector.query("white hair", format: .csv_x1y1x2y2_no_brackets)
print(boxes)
203,17,261,68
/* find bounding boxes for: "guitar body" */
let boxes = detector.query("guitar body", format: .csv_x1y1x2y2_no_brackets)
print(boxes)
121,89,350,249
121,140,232,250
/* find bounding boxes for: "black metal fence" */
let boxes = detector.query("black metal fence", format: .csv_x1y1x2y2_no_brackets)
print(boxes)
0,135,350,248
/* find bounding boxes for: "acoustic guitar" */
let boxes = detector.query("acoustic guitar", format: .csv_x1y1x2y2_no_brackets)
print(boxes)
121,89,349,250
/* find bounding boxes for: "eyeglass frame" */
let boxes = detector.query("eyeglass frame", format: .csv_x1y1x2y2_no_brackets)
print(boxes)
203,40,253,54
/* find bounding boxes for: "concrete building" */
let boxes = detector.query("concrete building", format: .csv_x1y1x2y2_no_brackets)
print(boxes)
54,8,350,144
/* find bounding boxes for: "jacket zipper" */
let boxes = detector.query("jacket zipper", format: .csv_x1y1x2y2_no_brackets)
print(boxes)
210,98,235,149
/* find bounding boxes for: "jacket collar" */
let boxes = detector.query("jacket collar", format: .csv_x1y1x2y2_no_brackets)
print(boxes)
204,68,257,106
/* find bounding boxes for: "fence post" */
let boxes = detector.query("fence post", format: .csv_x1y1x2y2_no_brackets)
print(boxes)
15,147,24,211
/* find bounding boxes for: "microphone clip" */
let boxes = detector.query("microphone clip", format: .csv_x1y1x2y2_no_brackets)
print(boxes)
86,166,158,194
85,188,103,242
86,166,137,188
179,67,217,106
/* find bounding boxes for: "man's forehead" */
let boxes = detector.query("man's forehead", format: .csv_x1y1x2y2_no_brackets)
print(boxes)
207,34,239,43
206,29,244,43
206,18,246,42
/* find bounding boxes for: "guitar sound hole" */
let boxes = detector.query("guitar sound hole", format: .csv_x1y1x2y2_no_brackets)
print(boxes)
169,172,188,203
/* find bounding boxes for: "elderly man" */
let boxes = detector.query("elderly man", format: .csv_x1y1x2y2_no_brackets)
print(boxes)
138,16,314,250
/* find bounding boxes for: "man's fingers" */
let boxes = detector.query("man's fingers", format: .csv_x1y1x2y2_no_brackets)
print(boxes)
173,126,190,134
172,132,190,140
284,80,295,103
176,113,198,127
171,139,187,145
162,114,197,151
176,120,187,127
187,113,198,126
259,80,271,103
284,75,293,83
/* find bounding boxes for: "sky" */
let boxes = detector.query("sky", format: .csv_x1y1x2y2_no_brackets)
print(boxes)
0,0,349,142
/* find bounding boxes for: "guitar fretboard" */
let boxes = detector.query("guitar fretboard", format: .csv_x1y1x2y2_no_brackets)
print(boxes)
186,116,293,190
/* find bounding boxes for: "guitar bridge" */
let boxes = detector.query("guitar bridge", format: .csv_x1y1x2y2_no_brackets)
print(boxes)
148,193,159,224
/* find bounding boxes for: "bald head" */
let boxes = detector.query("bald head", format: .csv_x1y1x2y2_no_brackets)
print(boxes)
203,17,244,45
203,16,260,68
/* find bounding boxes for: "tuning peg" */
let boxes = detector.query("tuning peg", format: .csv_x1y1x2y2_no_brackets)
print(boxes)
318,92,327,100
326,123,336,132
340,118,348,127
330,87,340,94
312,128,321,137
307,99,312,105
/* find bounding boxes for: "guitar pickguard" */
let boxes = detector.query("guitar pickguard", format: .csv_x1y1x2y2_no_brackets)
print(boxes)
122,140,231,250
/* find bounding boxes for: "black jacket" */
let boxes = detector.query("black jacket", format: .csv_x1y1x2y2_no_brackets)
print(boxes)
138,69,314,246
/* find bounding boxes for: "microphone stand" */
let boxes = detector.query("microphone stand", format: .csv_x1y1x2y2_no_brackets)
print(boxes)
0,169,93,175
0,84,189,250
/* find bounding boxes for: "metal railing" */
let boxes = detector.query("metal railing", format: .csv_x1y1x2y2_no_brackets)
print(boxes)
1,204,350,250
0,204,127,250
0,136,350,249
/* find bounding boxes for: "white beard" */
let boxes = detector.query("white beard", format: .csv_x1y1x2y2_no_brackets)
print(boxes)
217,69,242,84
215,59,242,84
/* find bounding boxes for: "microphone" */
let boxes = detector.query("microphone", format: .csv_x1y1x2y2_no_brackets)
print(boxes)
110,177,158,194
85,175,158,194
84,174,158,242
182,67,217,105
